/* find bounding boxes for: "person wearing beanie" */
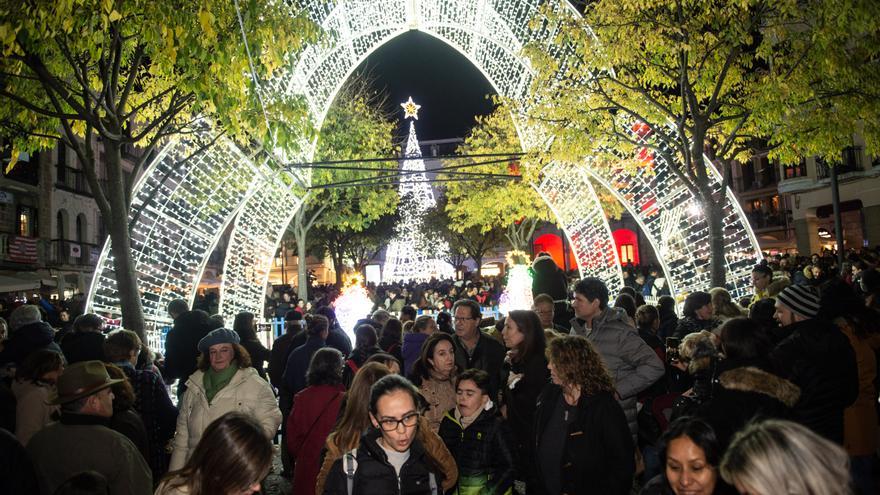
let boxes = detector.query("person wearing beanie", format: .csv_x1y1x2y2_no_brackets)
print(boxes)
169,328,281,470
768,285,858,444
0,305,63,370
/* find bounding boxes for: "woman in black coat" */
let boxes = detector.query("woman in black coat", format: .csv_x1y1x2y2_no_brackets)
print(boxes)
323,375,445,495
439,369,515,494
500,310,549,490
233,312,271,380
535,335,634,495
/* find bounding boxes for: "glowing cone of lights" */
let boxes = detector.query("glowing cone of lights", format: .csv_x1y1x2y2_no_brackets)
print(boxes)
333,275,374,344
498,251,534,315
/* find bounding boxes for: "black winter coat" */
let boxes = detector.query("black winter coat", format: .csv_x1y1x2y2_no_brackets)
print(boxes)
438,407,515,494
768,318,859,444
162,312,213,382
452,332,507,398
342,345,383,388
324,429,440,495
60,330,106,364
241,339,271,380
0,321,63,367
531,256,571,329
695,365,799,448
501,352,549,485
534,385,634,495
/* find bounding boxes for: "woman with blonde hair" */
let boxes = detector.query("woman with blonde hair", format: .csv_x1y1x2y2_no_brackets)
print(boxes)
708,288,745,323
535,335,634,494
314,362,458,494
720,419,851,495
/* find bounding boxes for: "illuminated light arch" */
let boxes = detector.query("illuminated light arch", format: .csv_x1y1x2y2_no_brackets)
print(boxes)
87,0,761,331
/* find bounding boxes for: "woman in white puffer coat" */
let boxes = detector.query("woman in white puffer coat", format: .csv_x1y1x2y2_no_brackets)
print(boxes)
169,328,281,470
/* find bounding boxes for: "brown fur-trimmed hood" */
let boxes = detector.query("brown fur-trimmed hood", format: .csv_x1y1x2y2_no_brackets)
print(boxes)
719,366,801,408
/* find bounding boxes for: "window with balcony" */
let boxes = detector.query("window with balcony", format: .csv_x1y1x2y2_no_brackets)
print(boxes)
783,158,808,179
18,206,36,236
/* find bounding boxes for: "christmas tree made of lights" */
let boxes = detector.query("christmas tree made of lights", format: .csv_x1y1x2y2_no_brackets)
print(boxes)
382,97,454,283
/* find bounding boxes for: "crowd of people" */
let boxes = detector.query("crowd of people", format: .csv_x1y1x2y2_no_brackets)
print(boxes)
0,248,877,494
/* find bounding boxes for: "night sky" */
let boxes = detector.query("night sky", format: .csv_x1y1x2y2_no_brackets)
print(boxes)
351,31,497,142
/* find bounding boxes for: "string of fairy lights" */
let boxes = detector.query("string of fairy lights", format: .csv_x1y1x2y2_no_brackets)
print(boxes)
87,0,761,337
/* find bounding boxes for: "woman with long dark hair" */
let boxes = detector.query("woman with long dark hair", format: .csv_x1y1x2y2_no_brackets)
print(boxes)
378,318,405,366
410,332,457,432
323,375,447,494
286,348,345,495
315,362,458,494
157,412,273,495
500,309,548,491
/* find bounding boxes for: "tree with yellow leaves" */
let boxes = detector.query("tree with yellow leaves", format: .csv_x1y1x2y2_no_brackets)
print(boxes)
525,0,878,287
0,0,318,336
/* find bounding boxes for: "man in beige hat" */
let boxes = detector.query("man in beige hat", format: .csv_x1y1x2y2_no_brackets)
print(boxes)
26,360,152,495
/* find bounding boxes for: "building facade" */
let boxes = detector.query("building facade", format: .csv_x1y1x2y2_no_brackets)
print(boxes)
730,140,880,256
0,139,133,299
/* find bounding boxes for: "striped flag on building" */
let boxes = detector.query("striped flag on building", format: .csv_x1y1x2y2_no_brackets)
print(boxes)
8,236,38,264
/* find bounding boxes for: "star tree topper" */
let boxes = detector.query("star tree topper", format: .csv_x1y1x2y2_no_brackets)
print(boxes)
400,96,421,120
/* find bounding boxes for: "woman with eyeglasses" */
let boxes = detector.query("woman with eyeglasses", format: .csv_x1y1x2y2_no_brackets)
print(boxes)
315,363,458,495
409,332,457,432
323,374,449,494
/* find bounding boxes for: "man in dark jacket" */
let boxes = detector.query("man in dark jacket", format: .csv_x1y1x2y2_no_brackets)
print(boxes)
60,313,106,364
451,300,506,397
27,361,152,495
0,305,63,369
769,284,858,444
269,311,304,390
569,277,665,443
271,310,305,477
284,315,329,396
162,303,213,397
290,306,352,357
531,252,571,329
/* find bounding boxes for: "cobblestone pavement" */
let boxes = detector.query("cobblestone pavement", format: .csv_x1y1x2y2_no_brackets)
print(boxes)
262,445,291,495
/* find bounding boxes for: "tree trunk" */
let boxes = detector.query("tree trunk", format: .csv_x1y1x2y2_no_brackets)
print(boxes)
104,140,146,338
706,196,727,288
332,251,345,288
294,223,309,302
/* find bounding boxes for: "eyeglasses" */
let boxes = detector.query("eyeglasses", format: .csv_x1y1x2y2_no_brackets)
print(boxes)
453,316,477,322
377,412,419,431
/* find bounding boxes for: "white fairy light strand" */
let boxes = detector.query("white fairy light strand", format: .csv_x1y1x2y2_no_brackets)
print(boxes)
86,0,761,343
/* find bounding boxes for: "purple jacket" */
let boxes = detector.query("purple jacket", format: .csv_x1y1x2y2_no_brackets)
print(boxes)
402,332,428,376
